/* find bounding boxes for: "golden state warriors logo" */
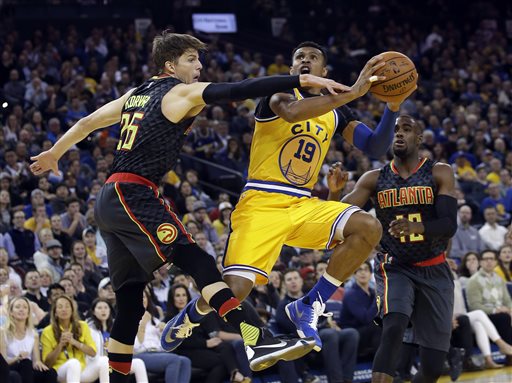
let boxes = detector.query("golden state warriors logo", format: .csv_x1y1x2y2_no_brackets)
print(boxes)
156,223,178,244
279,135,322,185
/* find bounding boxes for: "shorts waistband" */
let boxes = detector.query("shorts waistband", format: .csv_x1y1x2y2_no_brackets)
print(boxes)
413,252,446,267
243,179,311,198
106,173,158,192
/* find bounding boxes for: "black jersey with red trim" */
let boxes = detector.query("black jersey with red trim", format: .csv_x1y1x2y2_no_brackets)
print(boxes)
373,158,448,263
111,76,195,185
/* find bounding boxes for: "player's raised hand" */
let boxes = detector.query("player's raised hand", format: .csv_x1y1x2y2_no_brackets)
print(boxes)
327,162,348,194
351,55,387,98
299,74,351,94
30,150,59,176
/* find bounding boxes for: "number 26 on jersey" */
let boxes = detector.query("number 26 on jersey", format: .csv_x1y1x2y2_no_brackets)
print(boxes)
116,112,144,151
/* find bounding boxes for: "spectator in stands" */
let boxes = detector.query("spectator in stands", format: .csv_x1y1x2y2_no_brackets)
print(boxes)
458,252,480,289
185,169,214,206
274,269,325,383
0,296,58,383
37,284,65,330
24,269,49,312
479,207,508,251
452,268,512,370
97,277,116,309
212,201,233,237
40,240,65,283
151,266,170,308
450,205,484,261
39,268,53,297
70,240,101,289
194,231,216,258
24,205,51,234
49,184,69,216
214,137,248,174
190,200,219,244
0,247,22,287
267,54,289,75
23,188,52,219
69,262,96,302
4,211,37,269
466,249,512,365
480,183,510,224
87,298,148,382
49,215,72,257
3,69,26,106
41,294,105,382
82,226,107,269
60,197,87,240
133,287,192,383
340,260,381,360
0,190,11,233
495,245,512,282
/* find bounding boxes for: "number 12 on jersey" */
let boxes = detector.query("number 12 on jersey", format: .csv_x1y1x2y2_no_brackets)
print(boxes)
116,112,144,151
395,213,424,243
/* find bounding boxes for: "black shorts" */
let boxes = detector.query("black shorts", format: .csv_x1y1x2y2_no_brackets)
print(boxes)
374,252,454,352
95,173,194,290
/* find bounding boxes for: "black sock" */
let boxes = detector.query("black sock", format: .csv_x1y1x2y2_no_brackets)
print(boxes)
108,352,132,383
209,288,262,345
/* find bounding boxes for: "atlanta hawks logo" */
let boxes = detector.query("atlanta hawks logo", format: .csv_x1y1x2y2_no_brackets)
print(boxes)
279,135,322,185
156,223,178,244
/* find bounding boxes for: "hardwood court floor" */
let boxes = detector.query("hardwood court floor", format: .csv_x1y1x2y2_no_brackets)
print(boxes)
437,366,512,383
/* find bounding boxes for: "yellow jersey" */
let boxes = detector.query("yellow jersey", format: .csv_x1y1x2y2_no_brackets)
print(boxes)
248,88,339,196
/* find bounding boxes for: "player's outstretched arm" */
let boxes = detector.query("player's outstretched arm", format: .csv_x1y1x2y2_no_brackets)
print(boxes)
269,55,386,123
162,74,348,123
341,84,417,158
340,169,380,207
30,89,134,175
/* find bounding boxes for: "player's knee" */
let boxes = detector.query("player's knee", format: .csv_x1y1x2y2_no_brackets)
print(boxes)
347,212,382,245
382,313,408,343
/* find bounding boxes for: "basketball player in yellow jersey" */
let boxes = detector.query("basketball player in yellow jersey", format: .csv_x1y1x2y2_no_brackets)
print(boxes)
222,41,418,351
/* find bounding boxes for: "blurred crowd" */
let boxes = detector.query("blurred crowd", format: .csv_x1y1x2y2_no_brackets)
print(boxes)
1,0,512,382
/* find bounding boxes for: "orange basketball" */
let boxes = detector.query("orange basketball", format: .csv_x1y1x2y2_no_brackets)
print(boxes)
370,51,418,103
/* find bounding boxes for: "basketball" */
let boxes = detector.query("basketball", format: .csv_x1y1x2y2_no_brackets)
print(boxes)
370,51,418,103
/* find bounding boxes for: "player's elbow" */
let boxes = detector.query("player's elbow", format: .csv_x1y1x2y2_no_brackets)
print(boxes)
446,221,457,238
279,110,301,123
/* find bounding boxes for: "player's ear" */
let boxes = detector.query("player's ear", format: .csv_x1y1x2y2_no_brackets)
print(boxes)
165,61,175,74
289,66,293,75
322,66,328,77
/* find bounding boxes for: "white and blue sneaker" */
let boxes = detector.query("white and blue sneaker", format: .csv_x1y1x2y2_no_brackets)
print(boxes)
245,329,316,371
161,297,200,352
285,297,330,351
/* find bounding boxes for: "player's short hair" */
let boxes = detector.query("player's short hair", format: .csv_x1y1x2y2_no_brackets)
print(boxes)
398,114,422,133
292,41,328,65
152,31,207,69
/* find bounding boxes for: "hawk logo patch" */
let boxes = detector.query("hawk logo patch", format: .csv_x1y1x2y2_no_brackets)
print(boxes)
156,223,178,244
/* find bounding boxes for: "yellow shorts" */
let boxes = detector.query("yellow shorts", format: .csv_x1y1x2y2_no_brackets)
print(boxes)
222,188,361,285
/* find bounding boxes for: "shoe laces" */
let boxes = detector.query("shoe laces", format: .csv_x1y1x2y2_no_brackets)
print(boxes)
308,295,332,328
170,314,199,338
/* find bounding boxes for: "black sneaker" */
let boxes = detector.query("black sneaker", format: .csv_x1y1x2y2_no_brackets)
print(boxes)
245,331,315,372
448,347,464,382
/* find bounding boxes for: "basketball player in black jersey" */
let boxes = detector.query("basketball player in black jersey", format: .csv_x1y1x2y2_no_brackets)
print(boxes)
329,115,457,383
30,31,354,381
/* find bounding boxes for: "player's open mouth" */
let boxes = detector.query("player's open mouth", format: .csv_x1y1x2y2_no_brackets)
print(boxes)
394,140,405,146
300,66,311,74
